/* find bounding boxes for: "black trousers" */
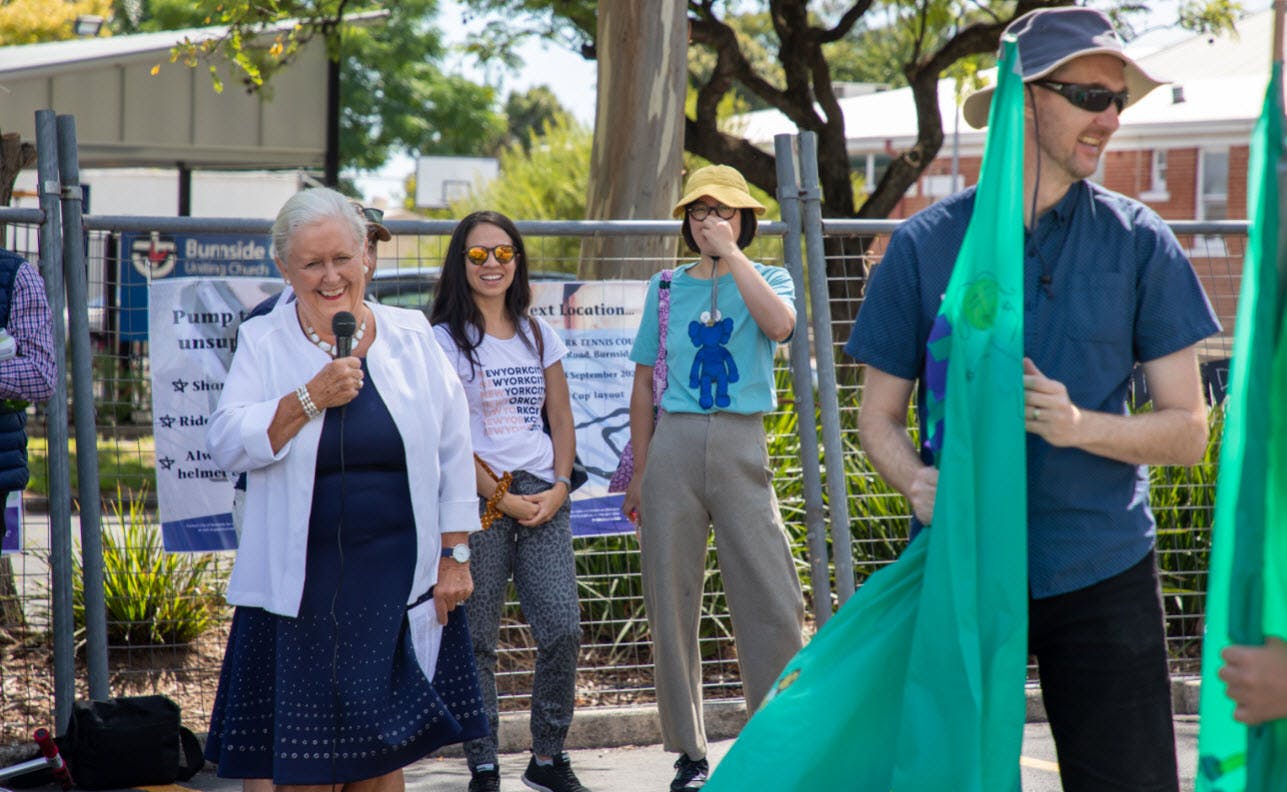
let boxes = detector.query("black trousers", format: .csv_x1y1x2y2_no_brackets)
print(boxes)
1029,550,1179,792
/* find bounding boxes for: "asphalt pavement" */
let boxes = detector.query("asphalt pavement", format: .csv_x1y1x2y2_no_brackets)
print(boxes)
169,715,1199,792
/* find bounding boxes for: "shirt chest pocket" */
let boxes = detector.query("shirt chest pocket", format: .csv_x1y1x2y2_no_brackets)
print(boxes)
1064,272,1133,345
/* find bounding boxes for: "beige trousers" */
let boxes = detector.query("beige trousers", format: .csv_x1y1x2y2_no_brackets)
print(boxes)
639,410,805,760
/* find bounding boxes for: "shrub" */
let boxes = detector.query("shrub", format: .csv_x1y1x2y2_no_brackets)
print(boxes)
73,485,220,647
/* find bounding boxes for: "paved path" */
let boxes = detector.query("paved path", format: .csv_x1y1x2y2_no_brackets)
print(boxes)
172,716,1199,791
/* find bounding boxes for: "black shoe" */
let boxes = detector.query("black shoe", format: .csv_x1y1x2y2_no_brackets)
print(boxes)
670,754,709,791
522,751,591,792
469,765,501,792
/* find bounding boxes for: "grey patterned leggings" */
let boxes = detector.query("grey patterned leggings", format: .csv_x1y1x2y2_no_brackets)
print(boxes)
463,470,582,769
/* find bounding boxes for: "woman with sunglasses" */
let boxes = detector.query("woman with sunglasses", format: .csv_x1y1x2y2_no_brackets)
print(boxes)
429,211,589,792
620,165,805,792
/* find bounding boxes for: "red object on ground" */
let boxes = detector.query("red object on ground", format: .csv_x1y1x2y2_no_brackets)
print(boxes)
32,728,73,790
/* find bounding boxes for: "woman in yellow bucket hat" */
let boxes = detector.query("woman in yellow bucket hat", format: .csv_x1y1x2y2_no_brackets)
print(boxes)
621,164,806,792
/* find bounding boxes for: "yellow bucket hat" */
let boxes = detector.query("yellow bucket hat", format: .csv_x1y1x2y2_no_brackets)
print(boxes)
672,164,767,219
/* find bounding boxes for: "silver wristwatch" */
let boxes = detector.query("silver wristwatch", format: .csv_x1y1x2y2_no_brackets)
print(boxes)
442,543,471,563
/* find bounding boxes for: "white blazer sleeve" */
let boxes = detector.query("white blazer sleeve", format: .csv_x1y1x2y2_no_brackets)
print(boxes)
207,325,294,472
432,340,483,534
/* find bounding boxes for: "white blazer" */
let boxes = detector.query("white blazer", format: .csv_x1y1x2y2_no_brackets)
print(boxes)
208,300,481,618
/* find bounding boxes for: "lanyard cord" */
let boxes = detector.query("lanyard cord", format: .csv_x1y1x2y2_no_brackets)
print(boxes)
704,255,721,325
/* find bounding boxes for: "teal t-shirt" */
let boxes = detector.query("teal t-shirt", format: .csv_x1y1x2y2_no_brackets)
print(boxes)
629,260,794,415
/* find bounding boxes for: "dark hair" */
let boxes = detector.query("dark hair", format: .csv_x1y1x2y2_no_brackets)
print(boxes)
429,210,536,378
680,206,758,254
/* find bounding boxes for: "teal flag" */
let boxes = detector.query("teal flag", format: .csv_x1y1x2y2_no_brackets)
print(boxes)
705,36,1028,791
1197,62,1287,792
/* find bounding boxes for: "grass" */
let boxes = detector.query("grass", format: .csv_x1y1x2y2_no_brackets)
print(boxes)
26,434,156,499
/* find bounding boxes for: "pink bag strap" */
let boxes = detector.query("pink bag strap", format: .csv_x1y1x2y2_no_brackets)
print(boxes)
651,269,673,406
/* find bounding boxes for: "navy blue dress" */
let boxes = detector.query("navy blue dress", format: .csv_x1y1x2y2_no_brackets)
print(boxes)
205,361,487,783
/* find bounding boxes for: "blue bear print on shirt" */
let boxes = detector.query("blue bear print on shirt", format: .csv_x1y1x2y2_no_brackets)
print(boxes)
688,317,738,409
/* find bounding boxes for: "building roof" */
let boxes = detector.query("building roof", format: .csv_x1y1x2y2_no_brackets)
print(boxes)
0,14,381,169
1137,7,1278,80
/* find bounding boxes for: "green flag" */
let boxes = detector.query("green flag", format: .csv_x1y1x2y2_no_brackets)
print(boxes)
705,36,1028,791
1197,62,1287,792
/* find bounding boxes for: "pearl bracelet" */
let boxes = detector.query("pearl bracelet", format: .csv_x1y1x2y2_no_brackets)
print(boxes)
296,385,321,420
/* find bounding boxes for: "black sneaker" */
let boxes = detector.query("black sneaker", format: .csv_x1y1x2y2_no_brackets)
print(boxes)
469,765,501,792
522,751,591,792
670,754,709,791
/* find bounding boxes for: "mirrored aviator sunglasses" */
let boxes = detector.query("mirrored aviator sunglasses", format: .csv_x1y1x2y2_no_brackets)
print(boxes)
1033,79,1128,114
465,244,517,265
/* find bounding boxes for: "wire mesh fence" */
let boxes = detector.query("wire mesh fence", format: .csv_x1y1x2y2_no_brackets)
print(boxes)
0,219,804,744
819,219,1245,678
0,211,1248,747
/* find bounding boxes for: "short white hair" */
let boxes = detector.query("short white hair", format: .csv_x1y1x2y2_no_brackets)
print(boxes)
271,187,365,264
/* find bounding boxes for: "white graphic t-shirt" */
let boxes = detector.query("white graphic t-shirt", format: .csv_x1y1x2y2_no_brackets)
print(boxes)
432,317,567,483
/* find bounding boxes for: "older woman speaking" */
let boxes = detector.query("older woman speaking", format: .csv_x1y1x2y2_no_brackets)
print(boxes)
203,187,486,791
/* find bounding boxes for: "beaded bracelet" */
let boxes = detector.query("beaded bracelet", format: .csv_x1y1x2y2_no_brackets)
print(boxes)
295,385,321,420
475,454,513,530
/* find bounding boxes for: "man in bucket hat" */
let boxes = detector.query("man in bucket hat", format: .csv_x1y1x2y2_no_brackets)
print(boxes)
846,7,1219,789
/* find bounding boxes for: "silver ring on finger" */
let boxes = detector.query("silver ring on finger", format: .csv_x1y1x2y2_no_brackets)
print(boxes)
1033,407,1041,421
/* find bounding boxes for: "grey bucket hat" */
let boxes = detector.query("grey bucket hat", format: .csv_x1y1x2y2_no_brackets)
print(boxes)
962,7,1166,129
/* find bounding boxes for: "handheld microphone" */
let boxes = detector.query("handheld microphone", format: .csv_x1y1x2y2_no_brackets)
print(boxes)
332,311,357,358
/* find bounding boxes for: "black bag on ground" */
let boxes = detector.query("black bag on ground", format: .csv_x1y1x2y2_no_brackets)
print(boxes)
59,695,204,789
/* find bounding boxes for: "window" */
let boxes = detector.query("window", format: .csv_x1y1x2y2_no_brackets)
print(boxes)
1200,149,1228,221
859,153,894,194
1191,148,1230,256
922,174,963,198
1141,149,1169,201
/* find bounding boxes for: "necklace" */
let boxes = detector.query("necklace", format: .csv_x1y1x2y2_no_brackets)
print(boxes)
304,316,367,357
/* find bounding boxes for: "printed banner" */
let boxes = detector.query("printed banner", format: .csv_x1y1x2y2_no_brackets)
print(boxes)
120,232,276,342
531,280,648,536
1,491,22,555
150,278,285,551
150,278,647,551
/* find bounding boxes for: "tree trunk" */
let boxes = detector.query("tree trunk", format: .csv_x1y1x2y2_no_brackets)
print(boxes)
0,131,37,250
579,0,687,280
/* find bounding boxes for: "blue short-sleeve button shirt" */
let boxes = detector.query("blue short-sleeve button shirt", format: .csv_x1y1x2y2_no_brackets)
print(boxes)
846,181,1220,598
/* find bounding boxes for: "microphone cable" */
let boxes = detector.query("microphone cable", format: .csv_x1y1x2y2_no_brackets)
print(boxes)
326,311,356,789
327,377,350,790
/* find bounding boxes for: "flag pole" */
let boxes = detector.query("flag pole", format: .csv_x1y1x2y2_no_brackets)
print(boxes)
1273,1,1284,65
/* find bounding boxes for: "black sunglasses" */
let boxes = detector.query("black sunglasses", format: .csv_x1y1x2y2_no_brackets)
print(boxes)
686,203,738,221
1032,79,1128,114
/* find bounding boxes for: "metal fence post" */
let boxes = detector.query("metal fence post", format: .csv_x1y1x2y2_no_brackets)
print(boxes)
797,132,856,603
774,133,833,625
57,115,109,701
35,109,76,731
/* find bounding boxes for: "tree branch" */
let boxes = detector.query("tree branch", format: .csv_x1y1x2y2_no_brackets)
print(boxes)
817,0,876,44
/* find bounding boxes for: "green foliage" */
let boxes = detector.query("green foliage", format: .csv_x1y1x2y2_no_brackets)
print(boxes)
72,485,219,647
1152,403,1223,662
453,0,596,58
0,0,112,46
338,0,508,168
501,85,574,153
441,114,591,269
